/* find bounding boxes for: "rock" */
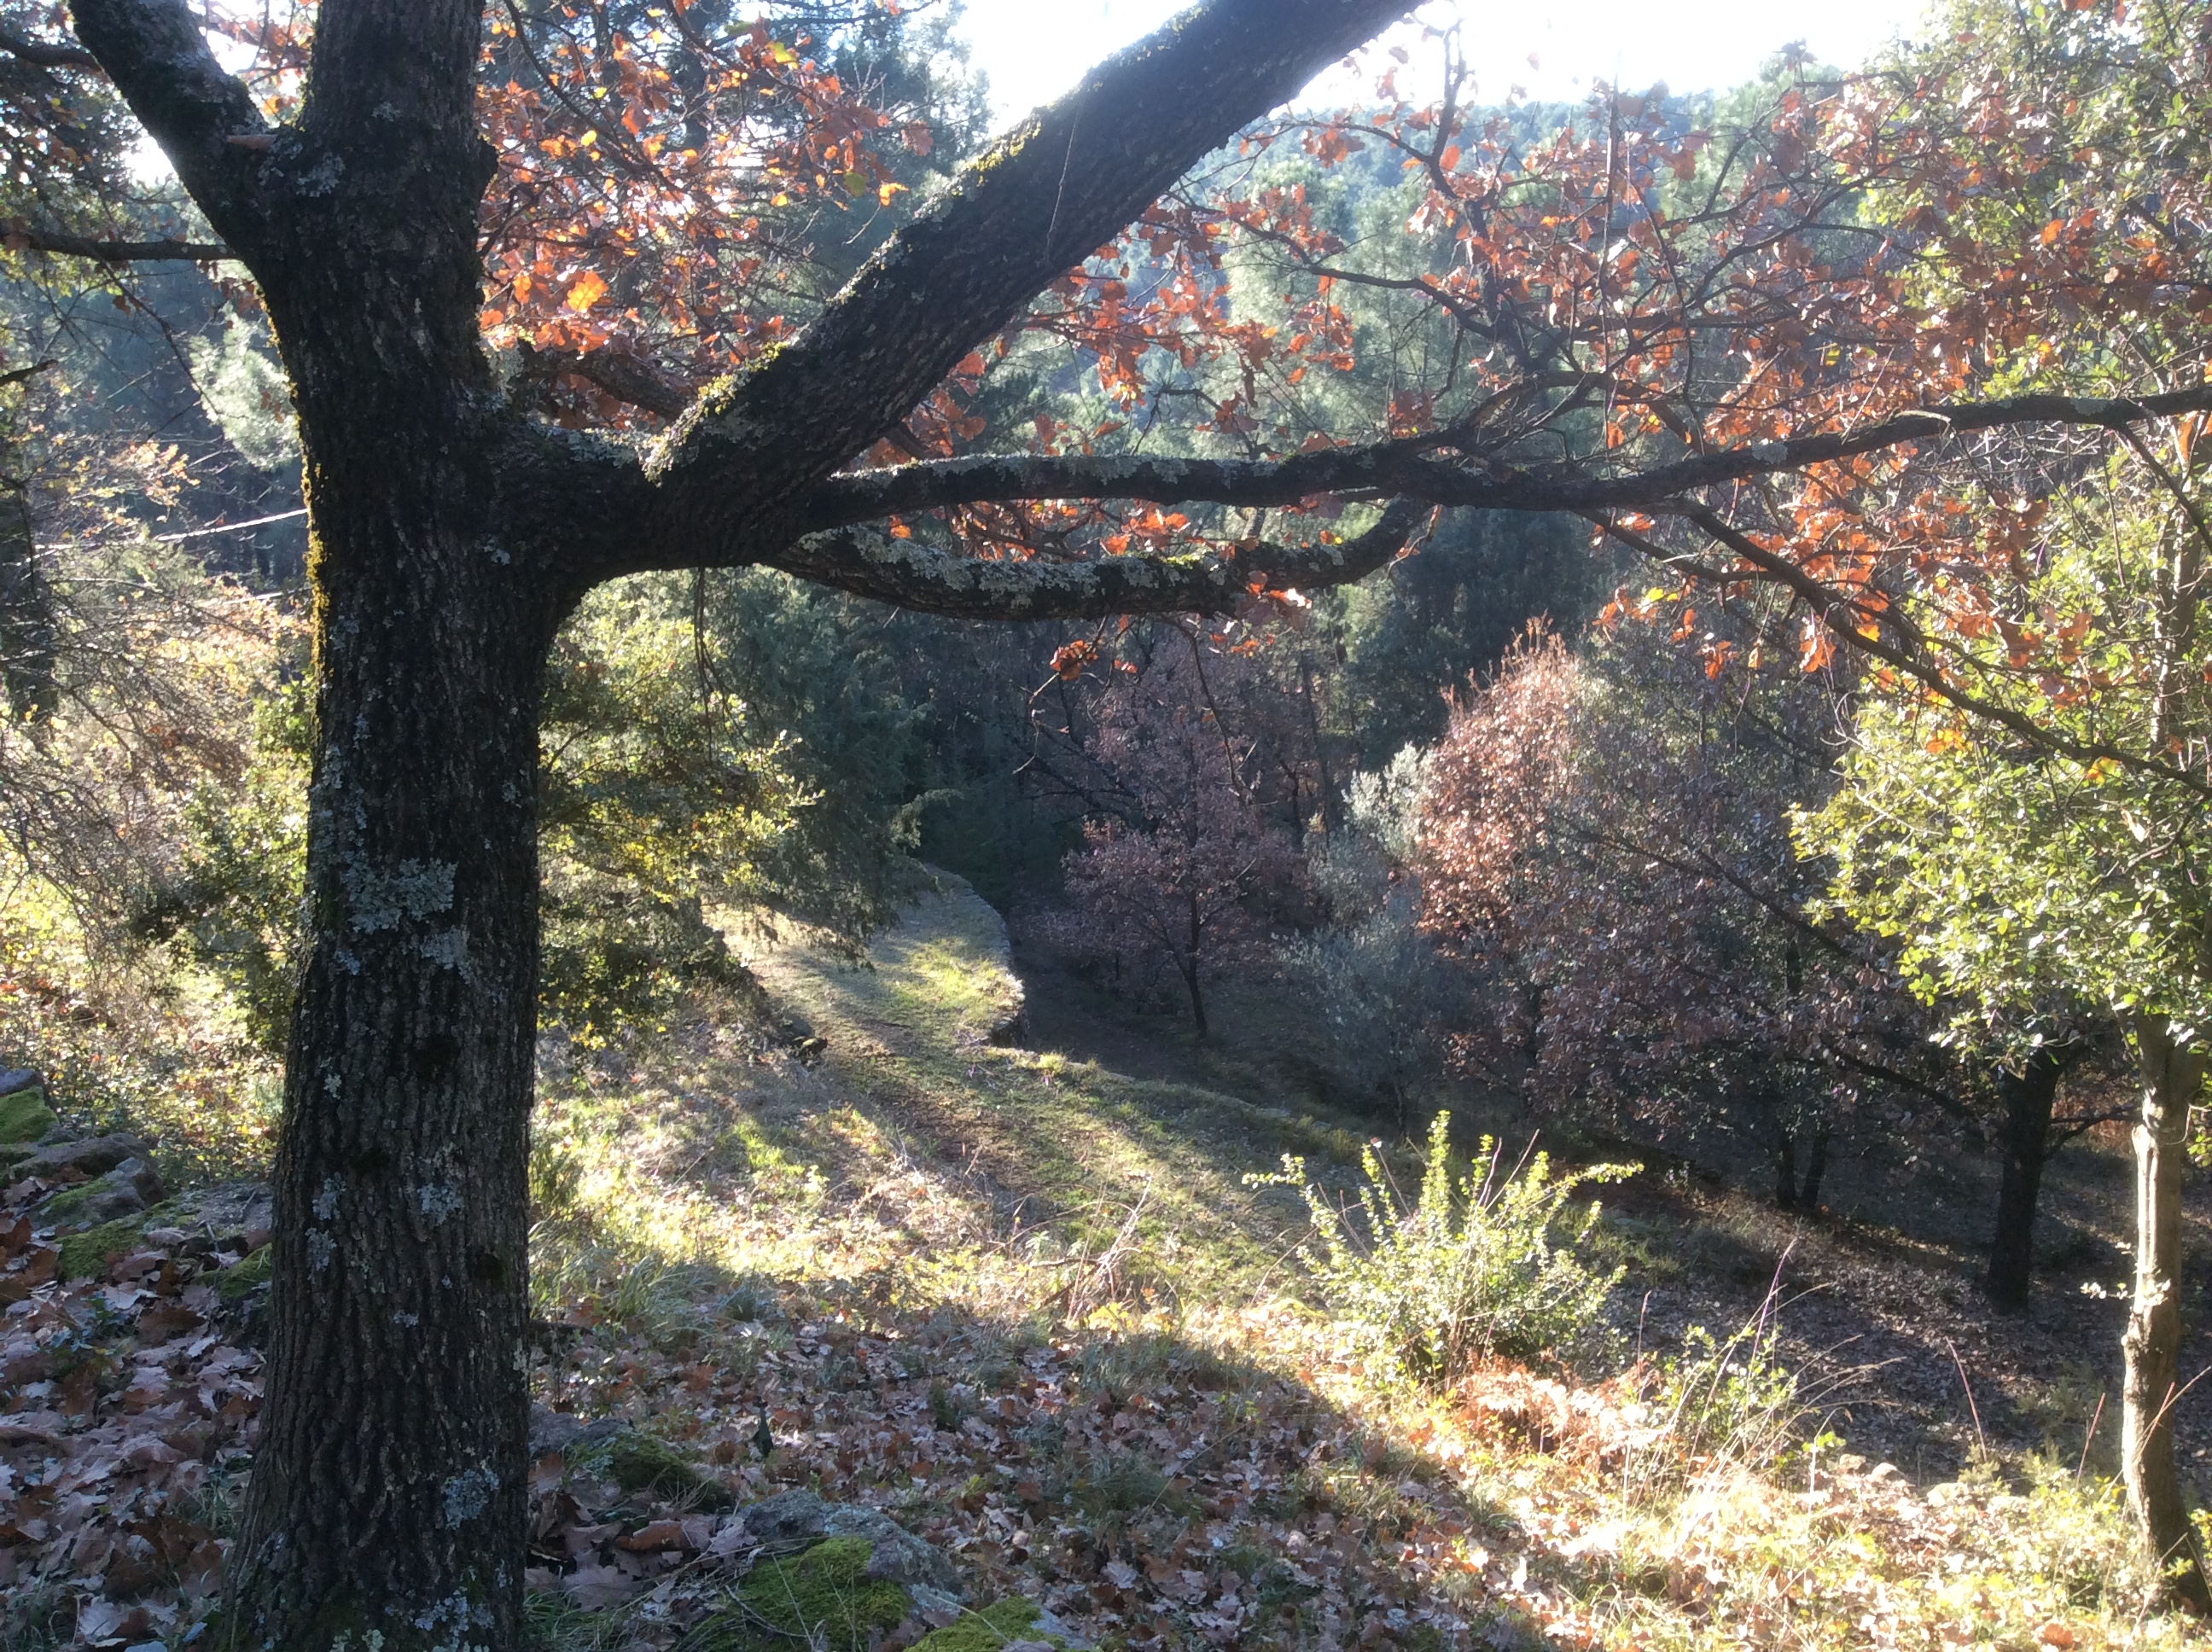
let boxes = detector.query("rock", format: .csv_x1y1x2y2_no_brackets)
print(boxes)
15,1133,148,1182
44,1177,145,1226
118,1157,166,1204
41,1157,166,1228
824,1505,963,1597
740,1487,824,1544
528,1405,623,1458
0,1075,55,1144
734,1491,964,1597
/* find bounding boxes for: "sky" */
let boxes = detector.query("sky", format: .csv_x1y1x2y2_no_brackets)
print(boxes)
952,0,1943,125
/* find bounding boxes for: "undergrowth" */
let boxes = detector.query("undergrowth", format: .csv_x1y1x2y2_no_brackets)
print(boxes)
1254,1111,1639,1382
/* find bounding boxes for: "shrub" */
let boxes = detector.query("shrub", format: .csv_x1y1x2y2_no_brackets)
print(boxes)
1634,1315,1810,1493
1255,1113,1635,1384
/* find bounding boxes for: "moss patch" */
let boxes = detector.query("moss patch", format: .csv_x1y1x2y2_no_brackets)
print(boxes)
40,1181,117,1224
602,1429,733,1510
216,1244,272,1301
687,1537,911,1652
57,1212,160,1281
0,1085,54,1144
54,1212,193,1283
912,1597,1073,1652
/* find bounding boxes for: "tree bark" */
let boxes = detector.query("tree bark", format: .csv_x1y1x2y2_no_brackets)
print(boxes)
1771,1113,1800,1212
1183,893,1208,1038
0,481,55,720
2123,1015,2212,1613
221,176,567,1652
1798,1118,1831,1211
1985,1044,2067,1312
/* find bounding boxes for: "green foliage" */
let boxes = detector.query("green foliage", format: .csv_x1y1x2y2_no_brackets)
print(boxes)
1283,746,1456,1114
690,569,932,936
131,656,311,1052
1641,1318,1809,1487
1334,510,1615,762
538,571,927,1043
184,320,300,479
1796,482,2212,1044
1254,1114,1636,1384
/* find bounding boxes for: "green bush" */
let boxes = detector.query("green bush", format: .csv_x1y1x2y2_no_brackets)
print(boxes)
1636,1317,1809,1491
1254,1113,1635,1384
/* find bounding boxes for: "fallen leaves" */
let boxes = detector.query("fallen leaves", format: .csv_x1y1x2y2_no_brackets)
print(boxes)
0,1178,265,1644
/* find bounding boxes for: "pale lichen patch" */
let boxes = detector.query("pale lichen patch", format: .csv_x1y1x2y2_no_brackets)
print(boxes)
342,858,457,934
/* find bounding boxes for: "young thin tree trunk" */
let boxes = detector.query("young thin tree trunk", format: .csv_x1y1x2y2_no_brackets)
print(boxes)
0,482,55,720
2123,1015,2212,1613
1300,654,1338,839
1769,1108,1800,1211
1985,1044,2067,1311
1797,1118,1831,1211
1182,892,1208,1036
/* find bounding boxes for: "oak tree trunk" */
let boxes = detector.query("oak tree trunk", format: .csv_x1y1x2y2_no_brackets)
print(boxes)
1985,1044,2066,1312
2123,1015,2212,1613
211,67,568,1652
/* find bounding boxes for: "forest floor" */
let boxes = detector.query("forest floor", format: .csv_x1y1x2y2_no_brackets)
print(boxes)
1,871,2204,1650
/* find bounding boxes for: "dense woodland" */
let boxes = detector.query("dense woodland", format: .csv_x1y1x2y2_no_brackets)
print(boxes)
3,0,2212,1647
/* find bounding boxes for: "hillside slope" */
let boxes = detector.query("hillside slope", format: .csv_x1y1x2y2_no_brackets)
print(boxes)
520,877,2191,1650
1,877,2192,1650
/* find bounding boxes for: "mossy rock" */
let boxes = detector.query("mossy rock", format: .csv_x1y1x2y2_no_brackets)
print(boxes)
599,1429,734,1511
0,1085,55,1145
685,1538,911,1652
912,1597,1075,1652
216,1244,272,1301
56,1207,179,1281
41,1181,116,1224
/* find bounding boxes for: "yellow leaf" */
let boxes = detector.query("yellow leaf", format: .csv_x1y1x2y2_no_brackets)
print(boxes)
566,270,607,313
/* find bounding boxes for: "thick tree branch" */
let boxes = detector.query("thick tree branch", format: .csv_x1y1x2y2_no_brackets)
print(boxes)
515,341,689,419
300,0,480,144
742,498,1427,620
67,0,271,256
0,24,102,71
641,0,1413,541
3,218,231,262
800,385,2212,528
